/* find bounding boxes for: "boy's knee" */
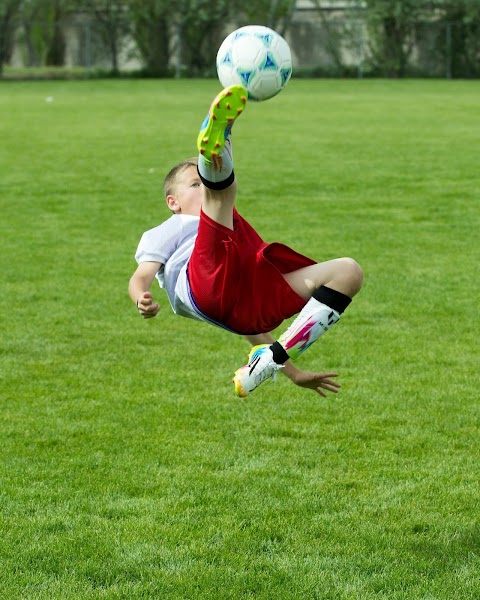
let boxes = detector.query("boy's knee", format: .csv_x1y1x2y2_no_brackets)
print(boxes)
340,257,363,294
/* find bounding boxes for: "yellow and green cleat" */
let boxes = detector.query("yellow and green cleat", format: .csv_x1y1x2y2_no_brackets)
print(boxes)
197,85,248,160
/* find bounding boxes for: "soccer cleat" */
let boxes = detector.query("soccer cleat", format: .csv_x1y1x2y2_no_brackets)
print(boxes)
232,344,284,398
197,85,247,160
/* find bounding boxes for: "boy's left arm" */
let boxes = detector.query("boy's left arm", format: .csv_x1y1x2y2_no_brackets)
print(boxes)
244,333,340,397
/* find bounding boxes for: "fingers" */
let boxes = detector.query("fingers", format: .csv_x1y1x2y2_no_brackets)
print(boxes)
137,295,159,319
306,373,342,397
315,385,337,396
141,304,159,318
321,378,341,392
318,374,341,392
319,372,340,381
138,292,153,305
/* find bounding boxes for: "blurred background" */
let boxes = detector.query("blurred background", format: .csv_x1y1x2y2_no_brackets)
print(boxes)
1,0,480,81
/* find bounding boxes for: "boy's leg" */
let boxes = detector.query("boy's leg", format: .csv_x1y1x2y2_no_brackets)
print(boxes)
233,257,363,397
276,258,363,361
196,85,247,230
282,258,363,301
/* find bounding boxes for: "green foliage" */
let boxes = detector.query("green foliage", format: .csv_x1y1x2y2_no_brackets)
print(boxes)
125,0,297,76
19,0,56,67
0,0,22,20
362,0,430,77
175,0,233,76
236,0,297,34
435,0,480,77
127,0,171,75
0,0,23,74
3,0,480,78
1,78,480,598
359,0,480,77
126,0,238,76
79,0,131,73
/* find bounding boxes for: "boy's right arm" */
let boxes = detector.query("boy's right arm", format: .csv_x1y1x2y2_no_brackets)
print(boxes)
128,261,162,319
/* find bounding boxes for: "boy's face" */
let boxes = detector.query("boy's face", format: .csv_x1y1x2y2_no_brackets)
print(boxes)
166,165,203,216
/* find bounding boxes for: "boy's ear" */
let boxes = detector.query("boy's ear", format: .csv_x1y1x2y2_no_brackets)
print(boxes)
166,194,180,213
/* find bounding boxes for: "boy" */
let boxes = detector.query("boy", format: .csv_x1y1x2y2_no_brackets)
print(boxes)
129,85,363,397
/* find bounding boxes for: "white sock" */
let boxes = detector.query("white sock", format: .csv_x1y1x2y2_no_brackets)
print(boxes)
197,137,234,183
278,298,340,361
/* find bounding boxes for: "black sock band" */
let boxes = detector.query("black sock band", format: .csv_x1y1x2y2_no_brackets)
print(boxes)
312,285,351,314
197,166,235,190
270,341,290,365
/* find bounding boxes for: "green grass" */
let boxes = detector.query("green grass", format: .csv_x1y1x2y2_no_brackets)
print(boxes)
1,79,479,599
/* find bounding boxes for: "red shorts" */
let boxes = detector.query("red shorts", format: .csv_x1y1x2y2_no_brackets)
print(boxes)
187,209,316,334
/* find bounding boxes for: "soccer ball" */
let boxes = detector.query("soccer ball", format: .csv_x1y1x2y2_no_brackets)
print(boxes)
216,25,292,101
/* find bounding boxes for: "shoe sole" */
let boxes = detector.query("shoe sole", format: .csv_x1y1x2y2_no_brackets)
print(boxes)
197,85,247,160
232,366,249,398
232,345,266,398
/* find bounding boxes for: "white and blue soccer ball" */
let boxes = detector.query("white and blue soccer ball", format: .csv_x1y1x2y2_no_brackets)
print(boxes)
216,25,293,101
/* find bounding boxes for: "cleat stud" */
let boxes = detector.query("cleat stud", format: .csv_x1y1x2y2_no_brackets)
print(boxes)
226,91,232,96
227,117,234,123
226,103,231,110
203,137,208,143
215,142,220,148
241,96,247,103
237,108,243,115
216,102,220,108
211,152,218,158
212,114,217,120
199,149,205,154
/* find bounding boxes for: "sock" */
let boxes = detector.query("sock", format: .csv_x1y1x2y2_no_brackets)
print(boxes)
276,285,352,362
270,341,289,364
197,137,235,190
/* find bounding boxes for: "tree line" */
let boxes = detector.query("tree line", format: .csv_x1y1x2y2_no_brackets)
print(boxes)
1,0,479,78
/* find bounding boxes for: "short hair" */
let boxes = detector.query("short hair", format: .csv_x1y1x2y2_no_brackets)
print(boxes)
163,157,198,198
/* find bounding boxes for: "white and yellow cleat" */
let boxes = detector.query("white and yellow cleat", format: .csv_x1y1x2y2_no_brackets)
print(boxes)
232,344,284,398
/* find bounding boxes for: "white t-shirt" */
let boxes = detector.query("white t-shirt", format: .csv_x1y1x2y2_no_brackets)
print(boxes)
135,214,205,322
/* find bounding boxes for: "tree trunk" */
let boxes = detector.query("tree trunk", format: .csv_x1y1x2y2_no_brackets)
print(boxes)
46,20,66,66
148,18,169,74
382,17,407,77
134,16,169,75
0,4,18,77
23,21,39,67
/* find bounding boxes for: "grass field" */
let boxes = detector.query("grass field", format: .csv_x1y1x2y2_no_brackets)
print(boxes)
1,78,479,599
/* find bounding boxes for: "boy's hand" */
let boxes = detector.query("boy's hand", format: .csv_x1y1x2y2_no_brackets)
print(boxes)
291,371,341,397
280,359,340,397
136,292,160,319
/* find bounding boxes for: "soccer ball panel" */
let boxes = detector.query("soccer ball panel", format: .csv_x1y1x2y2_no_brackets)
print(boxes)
216,25,292,102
